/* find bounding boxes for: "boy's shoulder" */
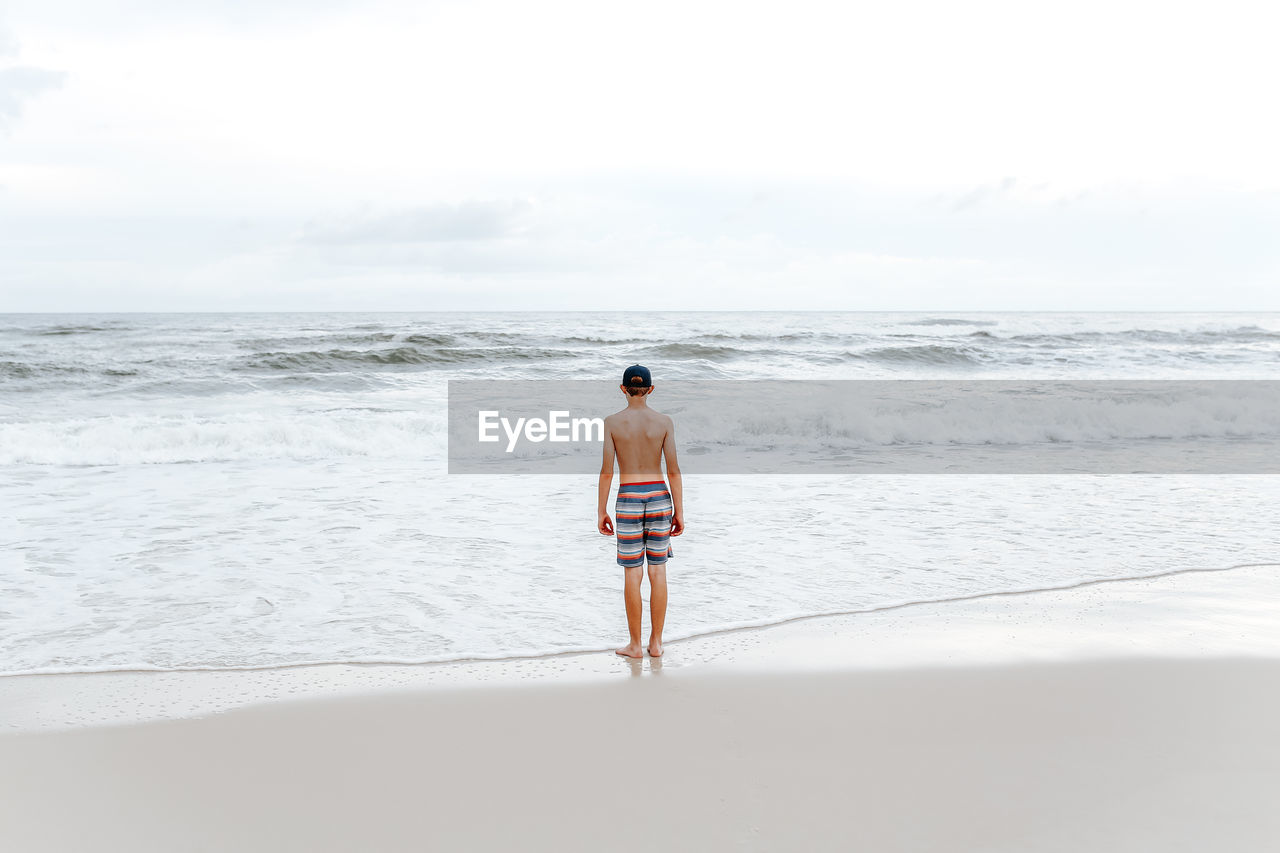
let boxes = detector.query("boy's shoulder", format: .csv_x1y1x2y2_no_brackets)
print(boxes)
604,408,674,424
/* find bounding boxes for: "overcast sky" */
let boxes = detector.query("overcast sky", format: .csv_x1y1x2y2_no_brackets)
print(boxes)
2,0,1277,311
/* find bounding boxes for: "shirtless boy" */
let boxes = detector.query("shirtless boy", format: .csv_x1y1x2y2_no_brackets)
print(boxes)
597,364,685,659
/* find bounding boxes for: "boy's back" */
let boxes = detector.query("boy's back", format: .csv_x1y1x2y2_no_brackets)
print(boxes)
604,406,672,482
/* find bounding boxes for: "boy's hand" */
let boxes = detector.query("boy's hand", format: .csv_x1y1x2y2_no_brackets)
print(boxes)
598,513,614,535
670,513,684,536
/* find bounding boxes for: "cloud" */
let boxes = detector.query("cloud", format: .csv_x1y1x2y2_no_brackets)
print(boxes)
296,199,537,246
3,0,369,35
3,175,1279,312
950,177,1018,213
0,66,66,131
0,24,18,57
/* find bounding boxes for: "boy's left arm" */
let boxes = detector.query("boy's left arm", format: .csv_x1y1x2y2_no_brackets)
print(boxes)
663,418,684,536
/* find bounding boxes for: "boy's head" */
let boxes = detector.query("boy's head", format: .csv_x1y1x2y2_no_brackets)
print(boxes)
621,363,653,397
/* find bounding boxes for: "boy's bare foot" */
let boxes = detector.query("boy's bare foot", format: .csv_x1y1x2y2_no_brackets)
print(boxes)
615,643,643,659
647,641,663,657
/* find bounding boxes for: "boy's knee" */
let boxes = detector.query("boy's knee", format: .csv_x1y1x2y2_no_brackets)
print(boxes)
646,562,667,580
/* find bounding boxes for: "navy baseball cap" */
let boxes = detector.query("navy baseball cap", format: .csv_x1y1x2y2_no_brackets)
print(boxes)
622,364,652,387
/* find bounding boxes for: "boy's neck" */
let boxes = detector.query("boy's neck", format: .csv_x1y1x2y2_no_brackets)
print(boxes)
626,395,650,409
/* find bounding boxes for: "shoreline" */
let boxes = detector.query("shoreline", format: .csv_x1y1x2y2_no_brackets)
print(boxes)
4,560,1280,850
6,557,1274,680
3,559,1280,733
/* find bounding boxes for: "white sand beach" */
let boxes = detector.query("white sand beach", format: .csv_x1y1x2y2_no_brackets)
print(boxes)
3,563,1280,852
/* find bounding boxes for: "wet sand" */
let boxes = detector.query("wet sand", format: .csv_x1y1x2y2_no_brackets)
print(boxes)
2,659,1279,852
4,562,1280,851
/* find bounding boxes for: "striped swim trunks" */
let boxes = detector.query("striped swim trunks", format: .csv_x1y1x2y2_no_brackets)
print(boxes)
615,481,674,568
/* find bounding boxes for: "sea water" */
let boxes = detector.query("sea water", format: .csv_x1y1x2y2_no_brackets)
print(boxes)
2,311,1279,674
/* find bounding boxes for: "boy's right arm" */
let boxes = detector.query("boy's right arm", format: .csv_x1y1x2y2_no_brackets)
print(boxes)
598,422,615,535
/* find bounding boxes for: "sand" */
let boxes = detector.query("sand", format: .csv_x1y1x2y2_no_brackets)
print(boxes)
4,562,1280,851
2,660,1280,852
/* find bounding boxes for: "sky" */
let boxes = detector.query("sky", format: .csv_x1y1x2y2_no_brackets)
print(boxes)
1,0,1277,311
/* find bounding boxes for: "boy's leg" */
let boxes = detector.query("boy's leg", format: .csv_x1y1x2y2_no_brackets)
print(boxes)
615,492,646,659
643,491,673,657
646,561,667,657
616,564,644,659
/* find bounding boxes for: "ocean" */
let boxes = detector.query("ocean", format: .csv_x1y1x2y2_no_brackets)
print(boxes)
3,311,1279,675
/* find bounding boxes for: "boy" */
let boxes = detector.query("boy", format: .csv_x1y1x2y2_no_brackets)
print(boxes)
597,364,685,658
